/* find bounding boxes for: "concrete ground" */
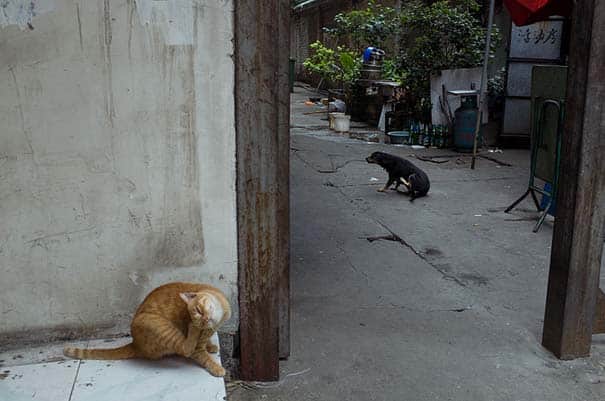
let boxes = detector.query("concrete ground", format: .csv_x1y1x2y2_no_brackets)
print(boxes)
229,84,605,400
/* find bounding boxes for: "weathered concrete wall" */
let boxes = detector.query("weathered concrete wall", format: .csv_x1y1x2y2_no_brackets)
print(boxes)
0,0,237,342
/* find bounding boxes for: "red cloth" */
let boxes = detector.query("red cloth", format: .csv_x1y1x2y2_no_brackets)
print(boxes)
503,0,573,26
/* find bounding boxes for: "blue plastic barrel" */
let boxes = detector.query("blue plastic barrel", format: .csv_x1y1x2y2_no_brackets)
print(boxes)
540,182,557,216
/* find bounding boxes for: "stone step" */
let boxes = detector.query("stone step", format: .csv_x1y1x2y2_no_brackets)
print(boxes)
0,334,226,401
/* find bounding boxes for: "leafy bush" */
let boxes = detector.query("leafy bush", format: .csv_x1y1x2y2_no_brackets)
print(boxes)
398,0,491,74
303,41,361,87
323,0,398,51
396,0,500,121
380,58,406,84
488,67,506,98
303,0,499,122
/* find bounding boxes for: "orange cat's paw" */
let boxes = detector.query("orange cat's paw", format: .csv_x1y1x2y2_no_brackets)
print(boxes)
206,343,219,353
207,365,226,377
190,316,204,328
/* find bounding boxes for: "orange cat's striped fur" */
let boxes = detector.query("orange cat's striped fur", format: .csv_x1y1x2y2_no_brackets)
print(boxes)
63,282,231,377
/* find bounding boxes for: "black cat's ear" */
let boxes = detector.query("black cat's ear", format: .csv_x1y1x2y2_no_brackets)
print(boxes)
179,292,197,304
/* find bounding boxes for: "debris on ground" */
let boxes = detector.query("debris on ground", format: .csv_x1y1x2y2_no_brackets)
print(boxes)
414,155,450,164
226,368,311,394
328,99,346,112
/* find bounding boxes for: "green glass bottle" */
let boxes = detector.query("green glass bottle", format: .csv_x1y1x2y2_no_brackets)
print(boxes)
436,126,443,148
424,126,431,147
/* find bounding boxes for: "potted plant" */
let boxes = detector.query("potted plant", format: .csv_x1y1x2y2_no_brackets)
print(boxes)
303,42,361,131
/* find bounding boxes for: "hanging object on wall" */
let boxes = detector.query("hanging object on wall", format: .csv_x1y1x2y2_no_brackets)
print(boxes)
503,0,572,26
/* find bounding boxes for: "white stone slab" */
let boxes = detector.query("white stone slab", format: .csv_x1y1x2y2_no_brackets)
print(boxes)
0,361,78,401
0,340,88,367
71,334,226,401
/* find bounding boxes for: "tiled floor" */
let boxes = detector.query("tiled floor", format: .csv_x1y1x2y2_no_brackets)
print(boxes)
0,335,226,401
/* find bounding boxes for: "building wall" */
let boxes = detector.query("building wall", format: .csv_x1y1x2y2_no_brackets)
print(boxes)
0,0,238,343
291,0,353,82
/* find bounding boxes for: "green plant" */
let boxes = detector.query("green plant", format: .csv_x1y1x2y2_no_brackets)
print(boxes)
324,0,398,51
338,49,361,85
303,41,361,87
395,0,500,122
487,67,506,119
305,0,499,123
488,67,506,98
303,41,361,113
381,58,406,84
303,41,337,83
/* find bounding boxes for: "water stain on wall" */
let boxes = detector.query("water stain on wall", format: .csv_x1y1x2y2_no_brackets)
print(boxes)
153,43,204,267
101,0,116,128
0,0,55,30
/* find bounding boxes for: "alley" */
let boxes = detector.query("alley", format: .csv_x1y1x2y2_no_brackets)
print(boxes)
229,86,605,401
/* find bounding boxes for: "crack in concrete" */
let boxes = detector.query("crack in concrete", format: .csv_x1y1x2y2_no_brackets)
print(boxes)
367,222,467,288
326,158,365,173
293,150,364,174
295,150,519,185
325,182,376,188
432,176,520,184
67,359,82,401
296,148,489,289
358,304,470,313
335,242,370,285
414,153,513,167
26,226,97,245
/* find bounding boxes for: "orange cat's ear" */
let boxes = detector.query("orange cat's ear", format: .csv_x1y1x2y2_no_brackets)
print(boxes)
179,292,197,304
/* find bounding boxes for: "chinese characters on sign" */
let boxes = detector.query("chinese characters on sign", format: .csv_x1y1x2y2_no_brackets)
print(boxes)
503,20,565,136
519,27,559,45
510,20,564,60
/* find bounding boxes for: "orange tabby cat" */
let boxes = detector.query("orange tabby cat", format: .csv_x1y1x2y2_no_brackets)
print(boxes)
63,282,231,377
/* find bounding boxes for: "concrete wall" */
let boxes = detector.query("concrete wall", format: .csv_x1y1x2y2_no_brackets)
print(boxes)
430,68,488,126
0,0,238,342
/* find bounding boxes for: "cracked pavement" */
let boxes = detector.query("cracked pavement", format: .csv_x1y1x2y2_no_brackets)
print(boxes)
229,86,605,401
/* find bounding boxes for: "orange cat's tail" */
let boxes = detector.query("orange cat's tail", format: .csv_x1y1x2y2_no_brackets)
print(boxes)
63,343,137,360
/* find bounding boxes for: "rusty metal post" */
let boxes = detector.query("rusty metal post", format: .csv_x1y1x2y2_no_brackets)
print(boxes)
234,0,291,381
542,0,605,359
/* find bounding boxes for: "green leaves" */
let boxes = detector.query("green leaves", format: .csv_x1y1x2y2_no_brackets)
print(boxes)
398,0,498,76
303,41,361,87
395,0,500,120
324,0,398,51
339,52,355,72
302,0,500,122
302,41,336,79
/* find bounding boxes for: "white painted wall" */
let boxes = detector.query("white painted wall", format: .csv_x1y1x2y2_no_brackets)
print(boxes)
430,68,488,126
0,0,237,341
